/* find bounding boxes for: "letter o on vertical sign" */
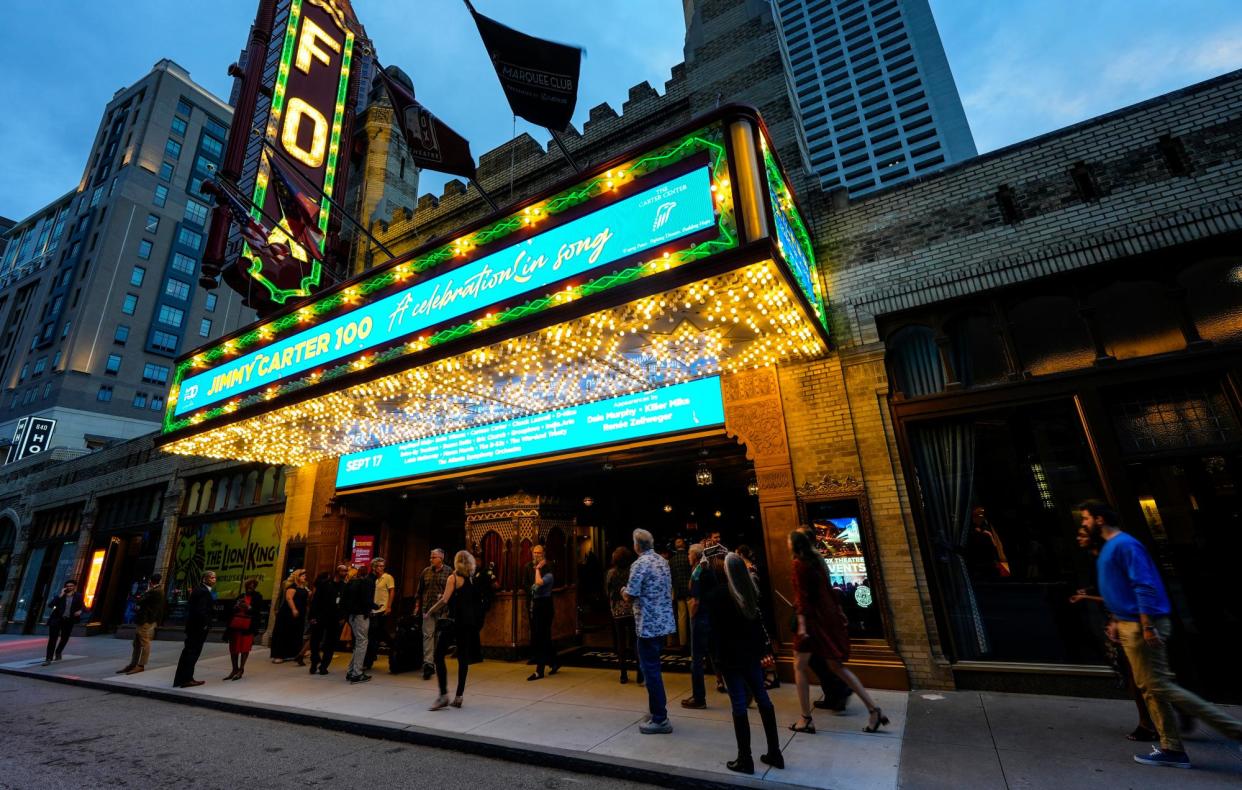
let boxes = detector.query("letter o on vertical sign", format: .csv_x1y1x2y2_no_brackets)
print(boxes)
281,97,329,167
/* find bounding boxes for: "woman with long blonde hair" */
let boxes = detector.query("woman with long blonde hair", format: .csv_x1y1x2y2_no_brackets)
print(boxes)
271,568,309,664
426,550,482,710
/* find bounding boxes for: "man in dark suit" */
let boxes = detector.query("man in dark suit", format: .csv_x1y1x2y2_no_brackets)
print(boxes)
173,571,216,688
43,580,85,665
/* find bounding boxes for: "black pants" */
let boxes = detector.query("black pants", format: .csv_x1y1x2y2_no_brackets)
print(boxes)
309,619,338,670
610,616,641,680
434,624,469,697
45,621,73,661
364,613,388,669
174,628,208,686
531,598,555,674
809,654,852,703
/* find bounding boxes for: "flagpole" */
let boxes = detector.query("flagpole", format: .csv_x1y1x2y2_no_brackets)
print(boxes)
256,135,399,261
548,128,582,174
469,179,500,212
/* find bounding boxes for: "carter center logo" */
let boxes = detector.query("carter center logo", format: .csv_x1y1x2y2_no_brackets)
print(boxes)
652,201,677,231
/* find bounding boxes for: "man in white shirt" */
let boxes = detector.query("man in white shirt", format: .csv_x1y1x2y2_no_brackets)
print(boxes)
364,558,396,672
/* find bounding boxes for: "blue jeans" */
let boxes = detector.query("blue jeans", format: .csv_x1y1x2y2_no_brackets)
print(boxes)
690,619,710,701
637,636,668,723
722,660,773,716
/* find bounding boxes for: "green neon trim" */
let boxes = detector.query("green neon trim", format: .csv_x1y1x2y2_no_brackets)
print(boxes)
762,145,828,330
164,124,737,435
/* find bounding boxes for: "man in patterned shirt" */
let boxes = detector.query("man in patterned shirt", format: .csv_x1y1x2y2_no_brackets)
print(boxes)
623,528,676,734
414,549,451,680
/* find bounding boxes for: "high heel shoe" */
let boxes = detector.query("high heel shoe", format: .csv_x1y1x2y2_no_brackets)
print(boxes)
863,707,889,733
789,715,815,734
429,694,449,711
450,696,463,708
223,671,239,681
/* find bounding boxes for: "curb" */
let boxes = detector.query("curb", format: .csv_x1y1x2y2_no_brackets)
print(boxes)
0,666,784,790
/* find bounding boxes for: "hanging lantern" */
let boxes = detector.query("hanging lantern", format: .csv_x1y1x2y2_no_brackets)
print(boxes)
663,503,673,513
695,462,713,486
747,478,760,496
583,496,594,507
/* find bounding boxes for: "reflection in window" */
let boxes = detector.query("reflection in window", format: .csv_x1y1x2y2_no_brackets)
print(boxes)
887,325,943,397
1109,380,1242,454
1008,295,1094,375
947,312,1010,387
1089,281,1184,360
1182,257,1242,345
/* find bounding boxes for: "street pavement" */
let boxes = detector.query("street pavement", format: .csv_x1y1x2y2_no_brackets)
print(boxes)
1,634,1240,789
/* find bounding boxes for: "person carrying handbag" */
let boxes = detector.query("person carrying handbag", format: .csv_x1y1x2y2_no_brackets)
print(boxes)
425,550,483,710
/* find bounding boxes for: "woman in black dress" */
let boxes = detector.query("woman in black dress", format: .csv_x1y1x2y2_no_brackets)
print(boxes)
271,569,309,663
427,550,482,710
605,546,642,685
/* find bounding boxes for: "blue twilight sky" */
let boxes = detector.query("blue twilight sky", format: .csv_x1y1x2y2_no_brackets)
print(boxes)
0,0,1239,221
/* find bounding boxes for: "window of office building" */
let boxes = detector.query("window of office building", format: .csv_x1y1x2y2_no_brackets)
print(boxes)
105,354,121,375
158,162,174,182
164,279,190,301
132,392,147,409
122,294,138,315
151,330,178,353
205,117,227,138
199,318,212,337
164,139,182,160
193,155,215,176
114,324,129,345
142,363,169,384
171,253,196,275
183,200,208,226
204,292,217,312
176,98,192,117
151,395,165,411
171,116,187,137
51,351,61,368
177,228,202,251
153,185,168,207
157,305,184,328
97,385,113,402
33,357,47,376
200,136,223,158
145,214,160,234
130,266,145,287
137,239,152,260
18,364,28,381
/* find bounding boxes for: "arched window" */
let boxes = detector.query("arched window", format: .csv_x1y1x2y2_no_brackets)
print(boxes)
241,471,259,507
886,325,945,398
1182,257,1242,345
1089,281,1184,360
258,468,276,502
0,515,16,595
212,475,229,511
226,473,244,510
1008,295,1094,375
480,530,502,579
947,312,1011,388
198,480,214,515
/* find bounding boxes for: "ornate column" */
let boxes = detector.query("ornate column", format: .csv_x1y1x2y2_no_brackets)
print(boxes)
722,367,799,649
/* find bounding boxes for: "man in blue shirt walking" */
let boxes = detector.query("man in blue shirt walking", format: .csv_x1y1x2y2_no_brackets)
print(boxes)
1082,500,1242,769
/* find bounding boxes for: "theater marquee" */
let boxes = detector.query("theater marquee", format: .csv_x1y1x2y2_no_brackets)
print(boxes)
158,106,830,470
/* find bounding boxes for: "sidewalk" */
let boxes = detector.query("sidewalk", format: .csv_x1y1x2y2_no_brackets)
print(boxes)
1,634,1239,789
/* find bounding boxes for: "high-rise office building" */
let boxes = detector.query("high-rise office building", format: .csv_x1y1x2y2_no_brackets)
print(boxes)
0,59,251,457
771,0,976,194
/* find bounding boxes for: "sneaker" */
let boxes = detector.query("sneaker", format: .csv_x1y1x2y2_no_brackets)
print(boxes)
639,718,673,734
1133,748,1191,769
347,673,372,684
318,668,329,676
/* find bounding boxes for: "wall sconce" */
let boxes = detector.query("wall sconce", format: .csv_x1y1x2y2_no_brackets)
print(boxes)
695,462,713,486
747,478,759,496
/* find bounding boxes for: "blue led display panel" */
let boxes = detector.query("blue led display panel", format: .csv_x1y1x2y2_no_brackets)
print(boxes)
336,375,725,489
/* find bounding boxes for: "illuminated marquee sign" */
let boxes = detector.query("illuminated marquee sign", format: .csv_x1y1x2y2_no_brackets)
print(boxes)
337,375,726,489
177,166,716,415
764,148,826,329
246,0,355,304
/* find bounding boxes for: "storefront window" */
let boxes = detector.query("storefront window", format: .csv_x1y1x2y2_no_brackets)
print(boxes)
909,399,1107,664
804,498,883,639
1182,257,1242,344
40,541,80,624
9,545,47,625
1089,280,1185,360
168,515,283,623
1007,295,1094,376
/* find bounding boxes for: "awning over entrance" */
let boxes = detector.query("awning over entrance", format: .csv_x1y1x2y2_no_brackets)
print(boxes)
156,107,829,469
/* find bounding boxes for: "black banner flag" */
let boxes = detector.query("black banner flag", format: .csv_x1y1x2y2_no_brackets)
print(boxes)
377,67,478,181
466,0,582,131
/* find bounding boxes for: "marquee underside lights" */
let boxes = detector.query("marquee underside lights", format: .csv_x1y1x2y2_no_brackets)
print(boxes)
159,259,826,466
158,107,831,467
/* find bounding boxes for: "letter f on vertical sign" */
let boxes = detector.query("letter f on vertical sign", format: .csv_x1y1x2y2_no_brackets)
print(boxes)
281,17,342,168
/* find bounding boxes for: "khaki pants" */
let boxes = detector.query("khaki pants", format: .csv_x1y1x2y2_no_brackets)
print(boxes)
1118,617,1242,752
674,599,690,647
130,622,156,668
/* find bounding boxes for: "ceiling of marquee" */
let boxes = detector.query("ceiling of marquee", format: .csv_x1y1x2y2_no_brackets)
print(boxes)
161,259,825,466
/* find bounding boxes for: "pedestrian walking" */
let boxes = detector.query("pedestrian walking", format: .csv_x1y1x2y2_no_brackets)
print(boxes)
605,546,642,685
708,553,784,774
118,574,164,675
43,580,84,665
795,525,852,713
223,579,264,680
427,550,483,710
1068,525,1157,741
309,564,347,675
525,544,559,680
788,530,887,735
414,549,451,680
1081,500,1242,769
173,571,216,688
683,542,713,708
669,537,692,649
271,569,309,663
344,563,379,683
623,528,676,734
736,545,780,690
363,557,396,672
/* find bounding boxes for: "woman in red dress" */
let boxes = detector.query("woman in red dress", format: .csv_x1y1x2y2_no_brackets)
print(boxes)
224,579,263,680
789,529,888,734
